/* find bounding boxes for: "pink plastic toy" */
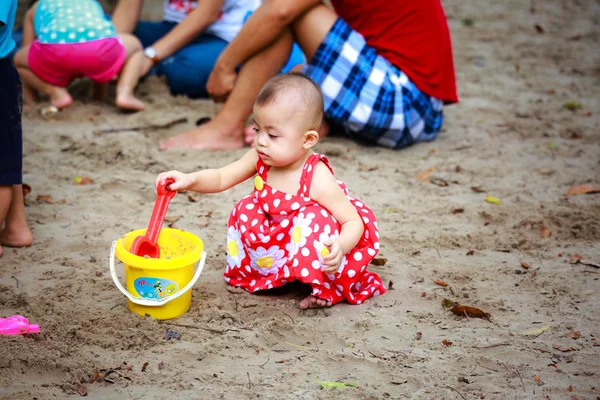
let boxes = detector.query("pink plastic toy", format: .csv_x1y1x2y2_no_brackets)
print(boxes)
0,315,40,335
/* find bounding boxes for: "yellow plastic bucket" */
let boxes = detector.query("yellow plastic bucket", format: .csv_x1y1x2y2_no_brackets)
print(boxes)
109,228,206,320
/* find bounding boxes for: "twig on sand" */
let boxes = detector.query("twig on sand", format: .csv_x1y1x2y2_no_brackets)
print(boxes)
158,321,239,334
281,310,295,324
446,385,467,400
284,341,320,351
249,357,270,369
449,285,457,297
435,236,442,259
516,368,525,392
247,372,252,389
470,343,511,349
11,275,19,289
92,117,188,135
530,347,552,354
230,292,239,311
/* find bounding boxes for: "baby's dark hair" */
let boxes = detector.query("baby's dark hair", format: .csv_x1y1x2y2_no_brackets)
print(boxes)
255,72,324,131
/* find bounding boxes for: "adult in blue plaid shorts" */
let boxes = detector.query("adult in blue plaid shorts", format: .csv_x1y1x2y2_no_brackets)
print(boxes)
159,0,458,151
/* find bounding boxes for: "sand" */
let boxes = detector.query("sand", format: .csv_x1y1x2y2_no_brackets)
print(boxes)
1,0,600,399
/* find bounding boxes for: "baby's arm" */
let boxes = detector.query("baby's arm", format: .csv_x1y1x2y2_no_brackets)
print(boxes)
156,149,258,194
310,162,364,271
22,2,38,46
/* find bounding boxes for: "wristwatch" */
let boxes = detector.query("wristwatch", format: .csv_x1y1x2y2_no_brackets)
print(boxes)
144,47,160,65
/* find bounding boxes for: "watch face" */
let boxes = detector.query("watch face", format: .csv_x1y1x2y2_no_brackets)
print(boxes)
144,47,157,59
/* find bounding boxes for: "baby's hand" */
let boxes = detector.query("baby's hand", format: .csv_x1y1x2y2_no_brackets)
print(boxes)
155,171,192,193
321,238,344,273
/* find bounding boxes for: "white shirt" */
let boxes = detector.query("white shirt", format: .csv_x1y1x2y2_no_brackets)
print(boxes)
162,0,259,42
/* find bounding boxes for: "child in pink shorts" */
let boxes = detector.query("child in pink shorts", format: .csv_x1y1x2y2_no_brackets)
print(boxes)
13,0,145,111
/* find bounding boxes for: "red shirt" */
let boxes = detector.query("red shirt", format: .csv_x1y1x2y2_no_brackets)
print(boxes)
331,0,458,103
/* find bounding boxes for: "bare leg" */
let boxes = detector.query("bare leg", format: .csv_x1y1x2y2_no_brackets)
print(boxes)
158,31,294,150
112,0,143,33
13,47,72,109
115,34,145,111
21,82,39,108
244,4,337,145
299,295,333,309
290,4,338,62
0,185,32,250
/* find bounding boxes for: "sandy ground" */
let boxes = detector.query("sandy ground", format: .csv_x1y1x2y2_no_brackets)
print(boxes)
1,0,600,399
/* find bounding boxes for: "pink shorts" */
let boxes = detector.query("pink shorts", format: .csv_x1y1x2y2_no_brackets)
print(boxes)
28,38,126,87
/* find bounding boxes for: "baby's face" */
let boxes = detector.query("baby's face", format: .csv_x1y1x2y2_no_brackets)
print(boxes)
252,99,310,167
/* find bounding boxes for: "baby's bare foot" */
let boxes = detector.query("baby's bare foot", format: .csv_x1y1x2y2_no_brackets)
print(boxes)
299,295,333,309
116,93,145,112
50,88,73,110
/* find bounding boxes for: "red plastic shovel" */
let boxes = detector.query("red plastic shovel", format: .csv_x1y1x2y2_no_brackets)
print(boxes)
130,179,177,258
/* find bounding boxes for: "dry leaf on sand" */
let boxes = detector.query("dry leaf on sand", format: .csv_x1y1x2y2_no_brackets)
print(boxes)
430,177,449,186
416,168,435,181
540,224,551,238
450,305,491,320
566,184,600,196
36,194,55,204
74,176,94,185
187,193,200,202
569,257,600,268
552,344,573,352
370,256,387,266
433,279,449,287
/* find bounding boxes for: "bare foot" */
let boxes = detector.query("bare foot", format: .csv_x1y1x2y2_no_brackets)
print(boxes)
299,295,333,309
116,93,145,111
0,226,33,248
158,118,245,151
49,88,73,110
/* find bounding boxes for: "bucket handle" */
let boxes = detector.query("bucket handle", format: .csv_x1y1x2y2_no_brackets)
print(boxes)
109,241,206,307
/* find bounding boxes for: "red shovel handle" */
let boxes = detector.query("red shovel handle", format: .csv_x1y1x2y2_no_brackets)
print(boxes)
157,178,177,197
146,178,177,244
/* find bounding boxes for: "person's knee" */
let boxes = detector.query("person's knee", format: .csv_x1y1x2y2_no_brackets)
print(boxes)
119,33,142,51
261,0,300,25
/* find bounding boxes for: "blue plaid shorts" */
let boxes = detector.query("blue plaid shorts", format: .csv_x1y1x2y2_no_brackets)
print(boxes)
303,18,444,149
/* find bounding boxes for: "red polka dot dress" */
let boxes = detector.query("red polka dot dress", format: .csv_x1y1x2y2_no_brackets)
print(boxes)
224,153,386,305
